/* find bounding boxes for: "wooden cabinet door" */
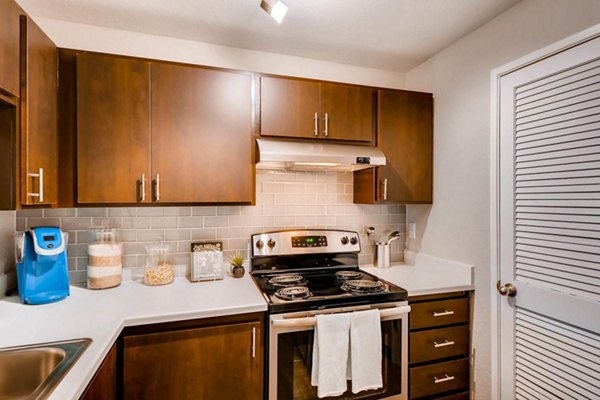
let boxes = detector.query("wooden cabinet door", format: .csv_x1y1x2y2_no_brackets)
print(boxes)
353,90,433,204
260,76,320,139
151,63,252,203
0,0,20,97
320,83,374,142
76,53,151,204
377,89,433,203
80,344,117,400
20,16,58,206
123,321,263,400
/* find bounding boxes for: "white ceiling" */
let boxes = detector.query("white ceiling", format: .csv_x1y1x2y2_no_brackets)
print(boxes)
19,0,521,72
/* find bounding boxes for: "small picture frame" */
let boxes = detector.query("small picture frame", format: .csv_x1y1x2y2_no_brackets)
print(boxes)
190,241,224,282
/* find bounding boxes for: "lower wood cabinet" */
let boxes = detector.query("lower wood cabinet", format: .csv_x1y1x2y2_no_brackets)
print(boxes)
80,344,117,400
121,312,264,400
408,292,472,399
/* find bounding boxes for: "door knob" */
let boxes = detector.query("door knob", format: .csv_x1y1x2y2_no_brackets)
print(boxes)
496,281,517,297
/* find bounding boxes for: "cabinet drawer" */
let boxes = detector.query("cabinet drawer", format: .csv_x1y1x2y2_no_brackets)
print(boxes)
410,325,469,364
410,298,469,330
410,358,469,399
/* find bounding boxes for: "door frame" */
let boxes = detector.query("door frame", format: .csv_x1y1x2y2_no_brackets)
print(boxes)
489,23,600,400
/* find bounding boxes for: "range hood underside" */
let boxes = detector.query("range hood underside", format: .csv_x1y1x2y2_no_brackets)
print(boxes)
255,139,386,172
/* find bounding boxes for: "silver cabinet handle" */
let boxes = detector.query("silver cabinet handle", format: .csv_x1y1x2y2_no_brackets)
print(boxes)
251,326,256,358
141,174,146,202
433,340,455,348
382,178,388,200
433,374,455,384
324,112,329,136
155,174,160,202
38,168,44,202
27,168,44,203
433,310,455,317
313,112,318,136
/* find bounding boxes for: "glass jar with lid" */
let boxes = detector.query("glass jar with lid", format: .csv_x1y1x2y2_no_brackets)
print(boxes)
144,239,174,286
87,227,122,289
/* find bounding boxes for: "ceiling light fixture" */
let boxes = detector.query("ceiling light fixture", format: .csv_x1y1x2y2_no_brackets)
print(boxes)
260,0,288,23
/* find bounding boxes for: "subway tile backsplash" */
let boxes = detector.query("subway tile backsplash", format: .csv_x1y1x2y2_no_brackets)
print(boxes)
16,171,406,282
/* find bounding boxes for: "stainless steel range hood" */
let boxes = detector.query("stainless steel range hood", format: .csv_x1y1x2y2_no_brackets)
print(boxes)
256,138,385,172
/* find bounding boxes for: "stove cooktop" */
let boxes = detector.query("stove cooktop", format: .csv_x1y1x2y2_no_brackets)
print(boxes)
250,229,408,313
252,268,407,313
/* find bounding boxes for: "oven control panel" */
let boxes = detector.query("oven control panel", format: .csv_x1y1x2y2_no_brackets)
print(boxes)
251,229,361,257
291,235,328,248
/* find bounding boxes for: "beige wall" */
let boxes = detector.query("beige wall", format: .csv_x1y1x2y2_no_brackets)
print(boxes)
32,17,406,89
404,0,600,398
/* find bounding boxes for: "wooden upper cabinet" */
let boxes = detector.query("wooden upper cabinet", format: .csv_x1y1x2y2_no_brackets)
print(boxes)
0,0,21,97
320,83,373,142
379,90,433,203
260,76,374,142
123,321,263,400
151,63,253,203
354,89,433,204
76,53,151,204
260,76,320,139
20,16,58,206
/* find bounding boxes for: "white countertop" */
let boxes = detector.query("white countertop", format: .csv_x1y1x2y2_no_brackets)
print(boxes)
362,251,474,297
0,274,267,400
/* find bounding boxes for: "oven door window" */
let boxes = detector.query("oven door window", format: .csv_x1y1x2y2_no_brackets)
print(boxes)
276,320,403,400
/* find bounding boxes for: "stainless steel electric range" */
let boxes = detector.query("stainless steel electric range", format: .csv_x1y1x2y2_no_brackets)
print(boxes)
250,229,410,400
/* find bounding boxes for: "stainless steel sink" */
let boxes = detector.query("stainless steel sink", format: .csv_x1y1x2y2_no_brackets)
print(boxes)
0,338,91,400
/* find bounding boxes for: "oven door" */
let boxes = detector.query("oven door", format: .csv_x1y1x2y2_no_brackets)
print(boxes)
269,302,410,400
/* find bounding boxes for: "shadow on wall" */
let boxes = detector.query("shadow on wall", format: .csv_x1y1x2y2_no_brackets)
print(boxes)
405,204,432,254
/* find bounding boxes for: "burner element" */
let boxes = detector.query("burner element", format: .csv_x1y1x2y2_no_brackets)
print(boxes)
268,274,306,287
342,279,385,294
335,270,363,280
275,286,312,300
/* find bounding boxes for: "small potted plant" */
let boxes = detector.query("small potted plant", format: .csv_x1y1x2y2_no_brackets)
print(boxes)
229,251,245,278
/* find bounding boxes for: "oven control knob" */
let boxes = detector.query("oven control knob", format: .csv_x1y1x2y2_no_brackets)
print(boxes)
341,236,349,245
256,239,264,249
267,239,276,249
350,236,358,245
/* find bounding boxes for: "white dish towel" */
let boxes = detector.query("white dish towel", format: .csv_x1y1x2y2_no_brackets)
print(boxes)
311,313,351,398
349,309,382,393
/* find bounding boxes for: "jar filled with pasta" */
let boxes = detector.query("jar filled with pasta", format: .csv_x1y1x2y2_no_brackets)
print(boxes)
144,239,174,286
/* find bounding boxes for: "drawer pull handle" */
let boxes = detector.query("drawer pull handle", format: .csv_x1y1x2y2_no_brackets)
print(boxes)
433,374,455,384
433,310,455,317
433,340,455,348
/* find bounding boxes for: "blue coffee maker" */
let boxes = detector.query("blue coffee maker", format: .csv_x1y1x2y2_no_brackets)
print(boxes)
15,226,70,305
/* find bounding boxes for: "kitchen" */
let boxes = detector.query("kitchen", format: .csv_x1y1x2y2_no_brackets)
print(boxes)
1,0,599,399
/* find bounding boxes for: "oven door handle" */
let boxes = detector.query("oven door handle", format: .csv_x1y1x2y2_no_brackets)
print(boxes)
271,305,411,328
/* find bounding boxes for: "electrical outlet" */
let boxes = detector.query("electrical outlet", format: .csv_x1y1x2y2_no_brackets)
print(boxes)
408,223,416,239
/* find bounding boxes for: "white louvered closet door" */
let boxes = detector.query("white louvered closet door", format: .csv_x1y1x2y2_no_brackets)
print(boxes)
498,34,600,399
